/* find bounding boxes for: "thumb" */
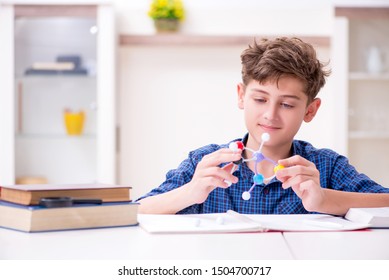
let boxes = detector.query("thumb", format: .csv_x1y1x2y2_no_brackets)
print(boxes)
222,162,236,173
222,162,238,187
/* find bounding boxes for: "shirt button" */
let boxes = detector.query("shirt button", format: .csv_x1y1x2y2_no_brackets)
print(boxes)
263,188,269,195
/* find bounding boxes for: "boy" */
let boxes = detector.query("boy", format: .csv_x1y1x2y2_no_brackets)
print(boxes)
137,37,389,215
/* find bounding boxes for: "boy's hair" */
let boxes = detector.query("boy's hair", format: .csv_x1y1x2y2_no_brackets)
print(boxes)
241,37,331,103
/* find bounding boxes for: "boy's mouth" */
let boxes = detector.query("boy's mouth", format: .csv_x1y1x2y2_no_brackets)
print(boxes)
259,124,280,131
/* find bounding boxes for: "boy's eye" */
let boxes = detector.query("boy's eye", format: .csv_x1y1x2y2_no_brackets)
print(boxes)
254,98,266,103
281,102,294,109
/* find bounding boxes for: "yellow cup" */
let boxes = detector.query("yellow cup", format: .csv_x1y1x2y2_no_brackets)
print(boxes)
64,111,85,135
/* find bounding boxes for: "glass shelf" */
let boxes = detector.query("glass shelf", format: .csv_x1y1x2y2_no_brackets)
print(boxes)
16,133,96,139
17,75,95,80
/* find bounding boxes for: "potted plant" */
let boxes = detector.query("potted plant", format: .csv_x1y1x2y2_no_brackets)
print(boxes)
148,0,185,32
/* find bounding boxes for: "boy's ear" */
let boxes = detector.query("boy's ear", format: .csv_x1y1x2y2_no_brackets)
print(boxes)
237,83,245,109
304,98,321,123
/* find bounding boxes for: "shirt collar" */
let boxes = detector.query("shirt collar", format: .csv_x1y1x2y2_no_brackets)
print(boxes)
242,132,298,157
242,133,249,146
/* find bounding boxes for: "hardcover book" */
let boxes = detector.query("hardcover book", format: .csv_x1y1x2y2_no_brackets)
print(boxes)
0,183,132,205
0,200,138,233
345,207,389,228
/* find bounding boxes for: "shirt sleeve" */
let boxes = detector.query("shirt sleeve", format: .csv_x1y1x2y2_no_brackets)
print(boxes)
329,154,389,193
135,144,220,214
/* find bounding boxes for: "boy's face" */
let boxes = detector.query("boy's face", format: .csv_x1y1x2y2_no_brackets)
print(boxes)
237,76,320,150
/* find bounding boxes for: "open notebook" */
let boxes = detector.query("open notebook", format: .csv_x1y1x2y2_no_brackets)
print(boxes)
138,210,369,234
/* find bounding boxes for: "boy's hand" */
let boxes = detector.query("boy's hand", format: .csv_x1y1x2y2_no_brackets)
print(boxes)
186,148,241,204
276,155,325,212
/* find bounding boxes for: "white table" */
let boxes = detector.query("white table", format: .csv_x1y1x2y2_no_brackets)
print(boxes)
284,229,389,259
0,225,293,260
2,222,389,260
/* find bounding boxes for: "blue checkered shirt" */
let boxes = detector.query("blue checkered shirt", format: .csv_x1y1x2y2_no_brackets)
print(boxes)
137,134,389,214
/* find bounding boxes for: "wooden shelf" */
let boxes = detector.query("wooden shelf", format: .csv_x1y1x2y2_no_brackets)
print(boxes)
349,72,389,81
349,131,389,139
16,133,96,139
15,4,97,18
119,34,331,47
335,7,389,19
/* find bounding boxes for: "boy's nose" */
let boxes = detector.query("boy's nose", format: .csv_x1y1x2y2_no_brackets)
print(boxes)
263,104,278,121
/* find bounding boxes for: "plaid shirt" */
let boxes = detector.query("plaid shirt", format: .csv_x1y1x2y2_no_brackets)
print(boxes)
137,134,389,214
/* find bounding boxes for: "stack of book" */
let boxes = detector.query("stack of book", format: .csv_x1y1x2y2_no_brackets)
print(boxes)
0,183,138,232
24,55,88,75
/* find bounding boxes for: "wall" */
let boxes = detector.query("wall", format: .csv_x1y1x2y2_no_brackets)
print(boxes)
114,0,336,199
114,0,332,35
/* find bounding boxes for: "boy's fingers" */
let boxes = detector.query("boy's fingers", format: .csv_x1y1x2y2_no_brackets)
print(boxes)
202,148,242,166
277,156,316,179
281,174,307,189
197,165,238,186
278,155,312,168
218,167,238,184
221,162,239,186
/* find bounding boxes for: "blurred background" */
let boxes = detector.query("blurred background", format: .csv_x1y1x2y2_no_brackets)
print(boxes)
0,0,388,200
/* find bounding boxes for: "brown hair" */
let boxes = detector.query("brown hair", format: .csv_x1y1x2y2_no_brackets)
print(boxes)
241,37,331,103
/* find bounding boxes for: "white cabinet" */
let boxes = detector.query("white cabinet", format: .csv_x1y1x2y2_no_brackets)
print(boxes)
0,2,116,185
333,6,389,186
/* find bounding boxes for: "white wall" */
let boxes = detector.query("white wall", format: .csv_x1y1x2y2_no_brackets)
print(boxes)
114,0,332,35
114,0,336,199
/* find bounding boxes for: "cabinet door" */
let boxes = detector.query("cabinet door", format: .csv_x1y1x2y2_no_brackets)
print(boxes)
348,17,389,186
0,4,116,185
335,7,389,186
15,13,97,184
0,5,15,184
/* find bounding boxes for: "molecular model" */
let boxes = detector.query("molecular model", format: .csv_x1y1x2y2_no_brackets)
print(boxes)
228,133,284,201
